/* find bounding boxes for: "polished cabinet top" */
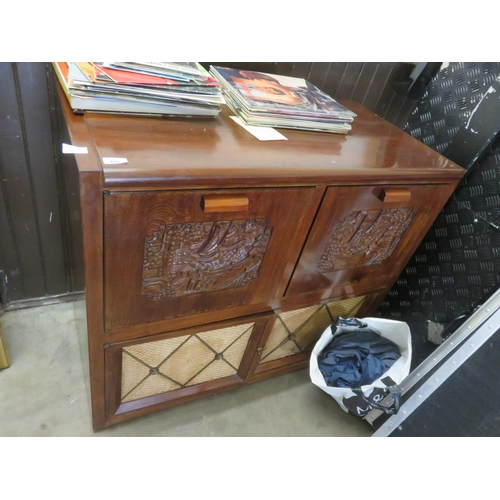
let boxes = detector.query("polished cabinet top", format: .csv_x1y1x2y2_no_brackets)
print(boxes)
60,89,464,188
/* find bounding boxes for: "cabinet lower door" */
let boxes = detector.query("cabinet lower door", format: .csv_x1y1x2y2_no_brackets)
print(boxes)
105,315,270,421
247,295,368,381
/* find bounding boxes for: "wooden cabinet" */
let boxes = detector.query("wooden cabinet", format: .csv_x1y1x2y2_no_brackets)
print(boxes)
58,86,465,430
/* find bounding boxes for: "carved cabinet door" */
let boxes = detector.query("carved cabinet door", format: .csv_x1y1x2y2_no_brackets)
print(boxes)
286,184,451,298
103,187,314,331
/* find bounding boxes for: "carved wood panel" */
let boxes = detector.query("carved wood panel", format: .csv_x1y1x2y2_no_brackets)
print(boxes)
317,208,414,272
287,184,455,299
142,218,273,299
104,187,314,330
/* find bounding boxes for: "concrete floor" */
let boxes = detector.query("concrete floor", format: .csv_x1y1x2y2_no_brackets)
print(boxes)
0,300,373,437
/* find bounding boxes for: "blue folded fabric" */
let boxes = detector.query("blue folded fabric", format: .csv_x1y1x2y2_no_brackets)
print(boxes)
318,330,400,388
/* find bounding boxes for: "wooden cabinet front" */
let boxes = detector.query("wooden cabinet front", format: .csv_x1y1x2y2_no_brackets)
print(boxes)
103,187,314,331
246,294,372,382
105,314,271,420
57,88,465,430
286,184,451,298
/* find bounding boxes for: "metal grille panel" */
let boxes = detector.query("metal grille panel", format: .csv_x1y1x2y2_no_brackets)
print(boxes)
379,62,500,367
404,63,500,153
379,142,500,323
382,62,500,325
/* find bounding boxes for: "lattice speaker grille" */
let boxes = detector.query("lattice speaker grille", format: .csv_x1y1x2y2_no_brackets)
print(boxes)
121,323,254,403
259,295,366,364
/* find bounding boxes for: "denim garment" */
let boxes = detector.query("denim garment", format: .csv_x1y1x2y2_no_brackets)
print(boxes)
318,330,400,388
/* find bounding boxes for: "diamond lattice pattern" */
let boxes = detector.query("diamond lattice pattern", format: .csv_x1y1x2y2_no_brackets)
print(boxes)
121,323,255,403
259,296,366,364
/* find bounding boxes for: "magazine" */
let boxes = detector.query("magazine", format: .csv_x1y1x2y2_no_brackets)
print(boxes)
103,62,215,84
54,62,222,117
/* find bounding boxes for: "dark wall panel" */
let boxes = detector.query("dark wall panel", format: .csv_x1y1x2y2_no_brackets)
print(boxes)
0,62,72,304
321,62,348,97
289,62,314,79
303,62,331,89
334,62,366,100
0,63,46,300
47,68,85,293
361,64,394,111
16,63,67,296
0,173,23,300
349,62,377,103
373,64,409,121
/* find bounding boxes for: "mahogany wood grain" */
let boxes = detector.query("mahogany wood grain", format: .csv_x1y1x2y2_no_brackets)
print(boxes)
78,171,107,430
103,187,315,331
104,344,123,419
108,301,273,344
201,194,249,213
377,187,412,203
106,278,387,345
109,375,244,427
236,316,273,380
274,186,327,298
56,86,102,174
57,86,466,430
57,86,109,429
80,101,463,190
108,311,272,350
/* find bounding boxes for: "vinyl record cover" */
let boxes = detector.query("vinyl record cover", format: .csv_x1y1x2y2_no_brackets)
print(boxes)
210,66,356,120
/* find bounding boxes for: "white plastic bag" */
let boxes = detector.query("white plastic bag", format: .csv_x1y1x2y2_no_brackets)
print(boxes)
310,317,412,417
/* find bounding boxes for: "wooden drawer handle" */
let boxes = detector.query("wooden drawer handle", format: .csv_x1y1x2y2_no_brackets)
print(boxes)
378,188,411,203
201,194,249,213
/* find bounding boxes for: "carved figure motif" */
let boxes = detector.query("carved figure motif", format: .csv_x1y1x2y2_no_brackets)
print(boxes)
318,208,414,272
142,219,273,298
